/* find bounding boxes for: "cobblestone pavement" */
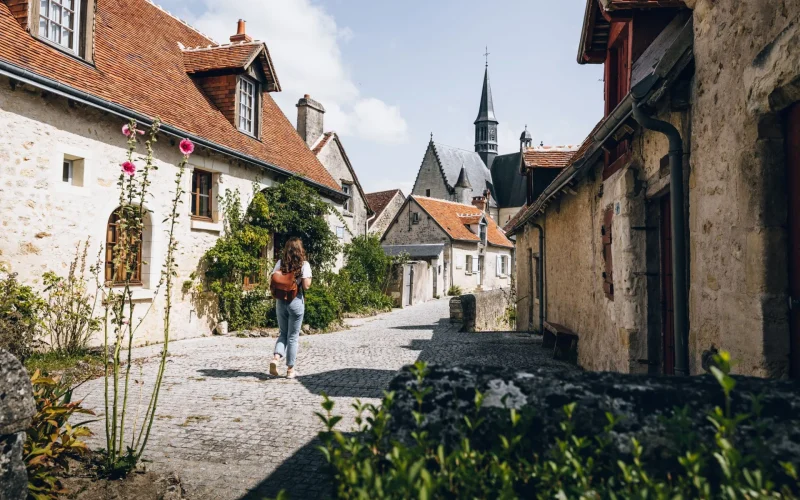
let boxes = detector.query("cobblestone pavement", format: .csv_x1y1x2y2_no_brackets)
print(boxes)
75,299,576,500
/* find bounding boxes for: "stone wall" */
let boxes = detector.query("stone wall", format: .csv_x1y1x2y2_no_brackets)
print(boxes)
0,350,35,500
369,192,405,238
411,145,451,201
460,288,513,332
683,0,800,377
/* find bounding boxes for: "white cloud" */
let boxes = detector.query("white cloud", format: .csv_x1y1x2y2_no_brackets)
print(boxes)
181,0,407,145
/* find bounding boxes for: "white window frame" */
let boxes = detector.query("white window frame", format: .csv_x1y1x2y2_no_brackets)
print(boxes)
336,226,345,239
238,76,257,136
39,0,80,54
342,183,352,213
465,255,473,275
62,159,74,184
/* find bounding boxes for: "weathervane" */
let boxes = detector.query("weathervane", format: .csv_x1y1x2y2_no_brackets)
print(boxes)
484,46,490,67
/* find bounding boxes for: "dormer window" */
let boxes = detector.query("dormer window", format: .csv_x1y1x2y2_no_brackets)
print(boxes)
238,76,257,136
40,0,79,52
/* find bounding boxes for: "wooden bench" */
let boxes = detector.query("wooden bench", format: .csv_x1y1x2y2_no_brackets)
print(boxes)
544,321,579,363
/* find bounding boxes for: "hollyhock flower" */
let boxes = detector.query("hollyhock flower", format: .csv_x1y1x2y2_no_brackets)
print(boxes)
121,161,136,176
179,139,195,156
122,124,145,137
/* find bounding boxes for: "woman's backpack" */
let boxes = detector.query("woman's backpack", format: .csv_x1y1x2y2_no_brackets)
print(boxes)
270,269,299,302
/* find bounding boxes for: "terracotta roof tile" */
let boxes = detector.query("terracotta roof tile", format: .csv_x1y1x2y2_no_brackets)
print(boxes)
0,0,338,191
413,196,513,248
523,146,579,169
366,189,404,220
182,43,262,74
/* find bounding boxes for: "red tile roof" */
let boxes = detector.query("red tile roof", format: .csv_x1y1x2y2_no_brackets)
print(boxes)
182,42,271,78
366,189,404,222
523,146,579,169
311,132,372,214
413,196,513,248
0,0,338,191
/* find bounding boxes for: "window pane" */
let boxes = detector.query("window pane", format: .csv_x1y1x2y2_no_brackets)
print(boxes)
39,17,48,36
199,196,210,218
40,0,48,17
62,161,72,183
50,3,61,22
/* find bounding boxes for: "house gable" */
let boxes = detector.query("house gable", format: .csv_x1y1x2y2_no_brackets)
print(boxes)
411,142,451,200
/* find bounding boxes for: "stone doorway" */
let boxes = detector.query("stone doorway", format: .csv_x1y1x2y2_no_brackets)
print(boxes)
787,103,800,378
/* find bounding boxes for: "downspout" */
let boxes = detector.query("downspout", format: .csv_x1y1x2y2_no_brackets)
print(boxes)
632,100,689,376
530,223,545,336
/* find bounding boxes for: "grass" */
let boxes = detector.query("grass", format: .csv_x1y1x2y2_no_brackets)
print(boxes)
24,350,105,386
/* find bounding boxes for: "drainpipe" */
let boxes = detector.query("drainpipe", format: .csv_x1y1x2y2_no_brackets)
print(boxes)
632,100,689,376
530,223,545,336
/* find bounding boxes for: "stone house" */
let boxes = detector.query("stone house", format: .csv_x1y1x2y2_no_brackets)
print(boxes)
295,95,372,268
382,244,445,306
510,0,800,378
365,189,405,238
0,0,350,344
382,195,513,294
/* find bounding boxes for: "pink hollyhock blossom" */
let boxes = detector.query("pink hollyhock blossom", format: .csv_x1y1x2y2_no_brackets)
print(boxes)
179,138,195,155
121,161,136,176
122,124,144,137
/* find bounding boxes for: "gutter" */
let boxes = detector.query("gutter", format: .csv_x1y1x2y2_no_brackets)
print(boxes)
0,59,347,202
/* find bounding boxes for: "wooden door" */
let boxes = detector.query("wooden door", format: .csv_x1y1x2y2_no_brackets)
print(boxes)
660,195,676,375
788,103,800,377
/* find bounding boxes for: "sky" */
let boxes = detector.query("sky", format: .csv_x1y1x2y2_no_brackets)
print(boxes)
154,0,604,195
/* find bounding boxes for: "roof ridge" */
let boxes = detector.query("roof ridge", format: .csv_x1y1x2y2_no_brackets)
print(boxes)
433,141,485,155
413,195,482,210
367,188,402,196
145,1,218,45
182,41,264,52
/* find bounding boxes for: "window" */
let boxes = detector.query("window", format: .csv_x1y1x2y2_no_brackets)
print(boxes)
62,159,73,183
336,226,345,239
425,189,431,197
238,76,256,135
411,212,420,225
479,222,487,244
39,0,80,53
105,209,142,285
342,183,352,212
498,255,508,276
602,206,614,300
191,169,213,220
466,255,473,274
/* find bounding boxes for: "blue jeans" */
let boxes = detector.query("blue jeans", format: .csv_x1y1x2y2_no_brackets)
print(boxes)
274,296,305,367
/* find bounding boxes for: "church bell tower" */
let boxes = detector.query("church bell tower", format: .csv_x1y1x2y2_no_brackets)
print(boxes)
474,50,499,168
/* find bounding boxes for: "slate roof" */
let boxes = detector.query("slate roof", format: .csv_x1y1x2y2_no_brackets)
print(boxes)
431,142,497,207
382,244,444,259
0,0,339,192
413,196,513,248
475,66,497,123
365,189,404,223
523,146,579,169
490,152,527,208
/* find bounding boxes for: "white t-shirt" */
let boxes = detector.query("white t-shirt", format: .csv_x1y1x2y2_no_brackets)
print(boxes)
272,260,312,281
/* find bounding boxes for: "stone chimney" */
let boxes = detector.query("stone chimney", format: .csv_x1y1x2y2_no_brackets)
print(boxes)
296,94,325,147
472,196,487,212
230,20,253,43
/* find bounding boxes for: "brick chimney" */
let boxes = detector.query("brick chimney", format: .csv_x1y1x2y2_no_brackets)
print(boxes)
296,94,326,147
230,20,253,43
472,196,487,212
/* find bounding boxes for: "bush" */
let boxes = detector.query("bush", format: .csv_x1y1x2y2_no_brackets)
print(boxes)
317,354,800,499
0,265,45,362
447,285,463,296
335,235,396,314
25,370,95,499
303,284,339,330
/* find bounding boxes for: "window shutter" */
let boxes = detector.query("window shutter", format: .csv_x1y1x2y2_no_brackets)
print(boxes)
496,255,501,276
455,254,463,269
472,255,479,273
602,207,614,300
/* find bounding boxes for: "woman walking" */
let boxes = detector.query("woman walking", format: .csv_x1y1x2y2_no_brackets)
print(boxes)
269,237,312,378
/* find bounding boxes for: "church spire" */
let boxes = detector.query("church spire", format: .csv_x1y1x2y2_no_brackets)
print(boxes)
474,51,499,168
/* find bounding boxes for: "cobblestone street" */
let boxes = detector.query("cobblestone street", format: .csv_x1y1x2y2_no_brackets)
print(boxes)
76,300,575,499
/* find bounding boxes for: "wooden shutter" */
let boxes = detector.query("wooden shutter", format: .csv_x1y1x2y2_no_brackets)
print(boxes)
496,255,501,277
472,255,479,273
602,206,614,300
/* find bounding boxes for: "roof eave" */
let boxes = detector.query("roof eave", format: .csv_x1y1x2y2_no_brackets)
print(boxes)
0,58,344,200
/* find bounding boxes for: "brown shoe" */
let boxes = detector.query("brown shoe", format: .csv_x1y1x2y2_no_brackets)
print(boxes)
286,367,297,379
269,359,280,377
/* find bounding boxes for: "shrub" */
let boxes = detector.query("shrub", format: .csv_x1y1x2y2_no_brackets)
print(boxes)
0,265,45,362
24,370,95,499
447,285,463,296
335,236,397,314
317,354,800,499
303,284,339,330
41,240,101,355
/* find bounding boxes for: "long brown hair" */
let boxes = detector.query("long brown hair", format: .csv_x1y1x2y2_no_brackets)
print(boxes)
280,237,306,275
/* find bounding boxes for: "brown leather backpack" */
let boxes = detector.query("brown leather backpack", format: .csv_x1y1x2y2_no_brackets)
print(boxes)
270,269,299,302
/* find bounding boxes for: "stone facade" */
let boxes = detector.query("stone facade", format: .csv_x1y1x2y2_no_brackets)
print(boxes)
514,1,800,377
382,198,512,293
460,288,514,332
368,191,405,238
411,145,451,201
0,77,345,346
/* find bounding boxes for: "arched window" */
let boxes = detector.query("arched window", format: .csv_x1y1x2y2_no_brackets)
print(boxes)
105,209,143,285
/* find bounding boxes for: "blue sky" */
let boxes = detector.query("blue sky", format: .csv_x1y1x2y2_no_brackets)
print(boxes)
156,0,604,195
